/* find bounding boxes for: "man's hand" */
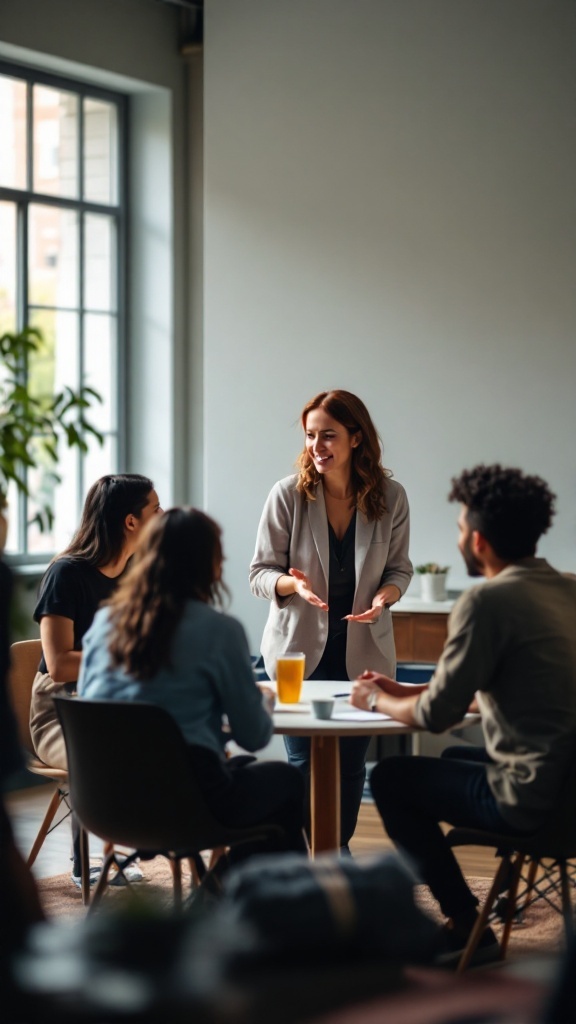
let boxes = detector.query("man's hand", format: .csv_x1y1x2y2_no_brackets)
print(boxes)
351,670,423,727
350,675,379,711
356,669,403,695
289,567,329,611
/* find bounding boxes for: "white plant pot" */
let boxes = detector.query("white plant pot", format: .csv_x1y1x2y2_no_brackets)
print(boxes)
420,573,448,602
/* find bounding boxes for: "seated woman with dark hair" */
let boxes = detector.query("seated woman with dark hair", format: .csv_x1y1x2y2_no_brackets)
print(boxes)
78,507,307,861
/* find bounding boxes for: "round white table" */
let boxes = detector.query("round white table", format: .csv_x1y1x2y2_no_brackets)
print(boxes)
272,679,479,856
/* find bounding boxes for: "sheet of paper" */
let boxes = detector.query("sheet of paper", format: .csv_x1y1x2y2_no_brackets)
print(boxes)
331,710,391,722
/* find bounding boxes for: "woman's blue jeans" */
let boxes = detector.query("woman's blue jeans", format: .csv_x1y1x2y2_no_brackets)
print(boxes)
370,746,528,924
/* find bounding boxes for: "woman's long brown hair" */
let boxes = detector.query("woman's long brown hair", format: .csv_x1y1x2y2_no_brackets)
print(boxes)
106,507,227,680
296,390,390,521
56,474,154,566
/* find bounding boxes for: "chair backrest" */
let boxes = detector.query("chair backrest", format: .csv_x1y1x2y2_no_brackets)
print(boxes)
7,639,43,756
53,697,266,855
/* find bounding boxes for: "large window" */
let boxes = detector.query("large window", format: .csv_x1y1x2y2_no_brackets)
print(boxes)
0,62,125,560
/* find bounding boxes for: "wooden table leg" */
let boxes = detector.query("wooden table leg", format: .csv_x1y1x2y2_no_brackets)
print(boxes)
309,734,340,855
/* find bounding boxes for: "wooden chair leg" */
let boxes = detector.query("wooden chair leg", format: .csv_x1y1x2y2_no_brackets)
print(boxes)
208,846,226,870
27,786,66,868
88,848,117,914
522,857,539,912
189,857,202,887
170,858,182,908
457,855,512,973
499,852,526,959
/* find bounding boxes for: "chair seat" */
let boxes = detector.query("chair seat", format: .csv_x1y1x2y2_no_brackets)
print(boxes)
448,825,576,862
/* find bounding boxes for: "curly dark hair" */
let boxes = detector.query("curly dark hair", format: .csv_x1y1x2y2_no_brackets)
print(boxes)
448,464,556,560
296,390,391,521
106,507,228,680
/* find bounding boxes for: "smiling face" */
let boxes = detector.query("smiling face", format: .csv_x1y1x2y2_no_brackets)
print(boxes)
305,408,360,483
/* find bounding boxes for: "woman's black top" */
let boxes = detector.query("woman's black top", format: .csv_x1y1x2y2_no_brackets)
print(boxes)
34,557,120,676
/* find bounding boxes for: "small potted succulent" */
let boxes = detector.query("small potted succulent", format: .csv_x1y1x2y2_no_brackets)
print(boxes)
415,562,450,602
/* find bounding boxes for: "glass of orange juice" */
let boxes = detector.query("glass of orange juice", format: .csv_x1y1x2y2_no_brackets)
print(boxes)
276,652,306,703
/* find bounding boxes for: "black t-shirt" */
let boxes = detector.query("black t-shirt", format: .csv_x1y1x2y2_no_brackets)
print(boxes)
34,557,121,677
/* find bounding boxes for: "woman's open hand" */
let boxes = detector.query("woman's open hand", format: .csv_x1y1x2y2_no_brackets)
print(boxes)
343,605,383,624
289,568,329,611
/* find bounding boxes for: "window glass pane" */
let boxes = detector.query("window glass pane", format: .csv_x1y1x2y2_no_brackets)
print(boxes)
84,313,116,432
1,65,121,557
84,98,118,204
0,75,27,189
27,434,79,555
0,202,17,336
29,204,79,309
85,213,115,311
3,480,20,554
33,85,78,198
28,308,80,402
83,433,116,496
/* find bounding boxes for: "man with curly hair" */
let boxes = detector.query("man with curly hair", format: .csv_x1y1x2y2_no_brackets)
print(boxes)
351,464,576,965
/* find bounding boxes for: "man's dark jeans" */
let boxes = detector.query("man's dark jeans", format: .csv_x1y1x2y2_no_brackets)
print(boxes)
370,746,528,924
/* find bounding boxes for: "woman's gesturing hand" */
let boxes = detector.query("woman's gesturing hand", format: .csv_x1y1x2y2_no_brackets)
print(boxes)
289,567,329,611
343,584,400,624
343,605,383,624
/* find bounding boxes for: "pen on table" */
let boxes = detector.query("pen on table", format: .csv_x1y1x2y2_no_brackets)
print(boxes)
333,692,351,698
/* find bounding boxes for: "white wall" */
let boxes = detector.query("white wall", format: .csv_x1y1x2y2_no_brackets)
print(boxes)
204,0,576,652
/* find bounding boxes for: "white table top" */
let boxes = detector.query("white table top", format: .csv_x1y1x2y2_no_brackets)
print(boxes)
271,678,479,737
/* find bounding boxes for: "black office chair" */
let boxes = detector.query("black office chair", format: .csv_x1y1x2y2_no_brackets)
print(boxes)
53,696,284,913
447,771,576,972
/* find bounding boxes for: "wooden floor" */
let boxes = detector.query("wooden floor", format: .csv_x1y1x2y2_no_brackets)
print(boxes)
351,801,496,878
6,783,495,881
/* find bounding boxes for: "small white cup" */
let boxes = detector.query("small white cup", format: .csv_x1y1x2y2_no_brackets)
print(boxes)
311,699,334,721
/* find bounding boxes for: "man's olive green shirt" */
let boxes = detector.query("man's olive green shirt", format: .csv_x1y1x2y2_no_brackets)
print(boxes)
414,559,576,830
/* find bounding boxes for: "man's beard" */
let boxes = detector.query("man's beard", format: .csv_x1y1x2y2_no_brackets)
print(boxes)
461,536,482,577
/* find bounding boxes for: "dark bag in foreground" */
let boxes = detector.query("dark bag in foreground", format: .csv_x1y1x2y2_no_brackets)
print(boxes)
220,851,441,963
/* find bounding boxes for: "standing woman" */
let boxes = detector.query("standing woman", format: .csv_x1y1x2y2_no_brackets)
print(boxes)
250,390,413,849
30,474,162,883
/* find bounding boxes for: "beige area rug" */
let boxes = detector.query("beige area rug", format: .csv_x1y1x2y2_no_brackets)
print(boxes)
415,876,565,957
37,856,193,918
37,858,566,959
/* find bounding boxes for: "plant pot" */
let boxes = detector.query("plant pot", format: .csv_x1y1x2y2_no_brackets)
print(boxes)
420,573,448,602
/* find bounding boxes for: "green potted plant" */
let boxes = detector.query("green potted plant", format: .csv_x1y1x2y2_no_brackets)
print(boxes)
0,325,103,548
415,562,450,602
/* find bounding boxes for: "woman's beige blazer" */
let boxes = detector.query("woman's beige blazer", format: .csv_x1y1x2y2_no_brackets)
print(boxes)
250,475,413,681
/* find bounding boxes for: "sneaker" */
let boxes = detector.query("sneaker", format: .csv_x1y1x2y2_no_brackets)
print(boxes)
436,924,501,969
71,860,144,889
71,865,102,888
109,861,144,887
